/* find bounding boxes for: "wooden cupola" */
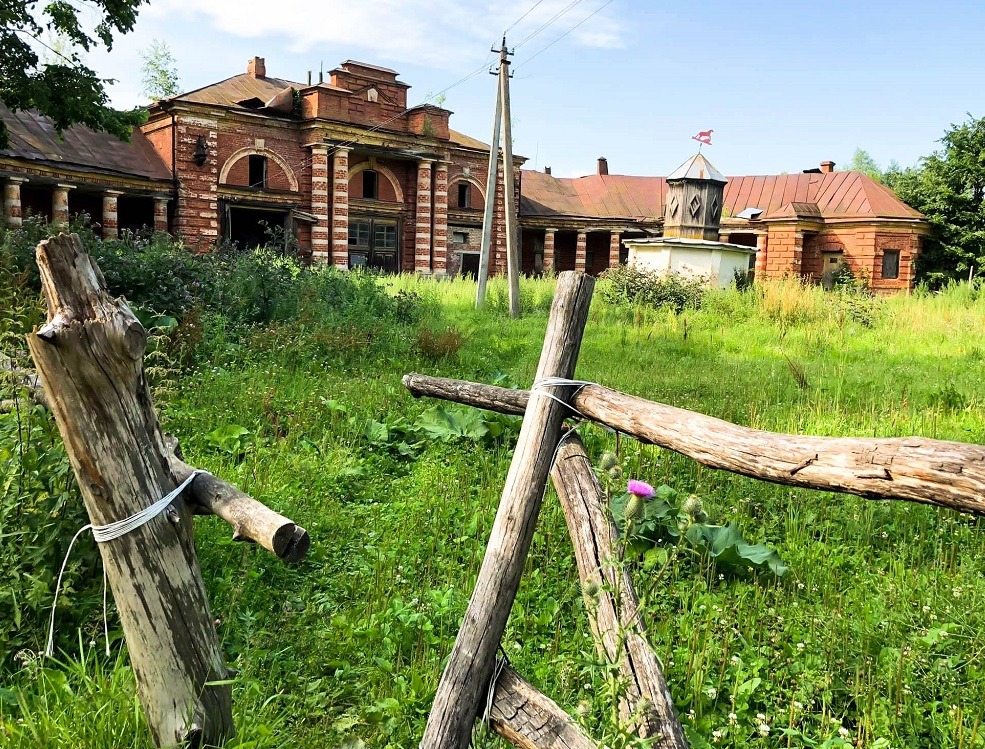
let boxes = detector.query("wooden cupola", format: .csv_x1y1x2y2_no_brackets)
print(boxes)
663,152,728,241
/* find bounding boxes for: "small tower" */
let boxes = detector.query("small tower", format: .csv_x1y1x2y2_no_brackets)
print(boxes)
663,152,727,241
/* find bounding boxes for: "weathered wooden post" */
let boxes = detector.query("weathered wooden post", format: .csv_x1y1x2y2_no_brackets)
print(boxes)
25,234,244,747
421,271,595,748
552,435,687,747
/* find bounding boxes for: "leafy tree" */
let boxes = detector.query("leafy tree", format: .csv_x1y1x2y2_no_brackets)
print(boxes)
886,114,985,285
845,148,883,182
0,0,148,148
140,38,180,101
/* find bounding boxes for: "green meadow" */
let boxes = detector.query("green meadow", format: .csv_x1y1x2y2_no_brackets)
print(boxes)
1,235,984,748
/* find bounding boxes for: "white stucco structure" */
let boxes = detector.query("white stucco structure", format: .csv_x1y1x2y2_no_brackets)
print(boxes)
624,237,756,288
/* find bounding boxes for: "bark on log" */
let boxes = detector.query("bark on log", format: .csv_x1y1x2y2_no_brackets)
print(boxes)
552,435,688,747
489,665,598,749
26,234,233,747
420,271,596,749
402,375,985,517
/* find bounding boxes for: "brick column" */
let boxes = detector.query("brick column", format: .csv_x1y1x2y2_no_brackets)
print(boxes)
543,228,556,273
432,161,449,276
309,146,330,263
331,147,350,269
755,233,768,278
3,177,28,228
52,184,74,227
415,159,433,275
792,230,804,276
153,196,170,233
575,230,587,272
608,230,621,270
101,190,123,240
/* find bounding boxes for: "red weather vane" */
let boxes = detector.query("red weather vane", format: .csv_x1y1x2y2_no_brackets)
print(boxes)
692,129,713,146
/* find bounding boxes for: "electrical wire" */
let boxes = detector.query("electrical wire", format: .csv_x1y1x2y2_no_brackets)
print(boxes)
503,0,548,36
512,0,585,49
514,0,618,71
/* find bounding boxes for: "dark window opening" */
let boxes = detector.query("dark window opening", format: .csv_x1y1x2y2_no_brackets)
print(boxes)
457,182,471,208
248,155,268,189
881,250,900,280
225,204,289,249
363,170,379,200
452,230,469,244
348,216,397,273
460,252,479,280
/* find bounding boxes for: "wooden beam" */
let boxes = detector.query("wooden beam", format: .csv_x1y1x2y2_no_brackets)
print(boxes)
489,665,598,749
420,271,595,749
401,374,985,517
552,434,687,747
27,233,232,746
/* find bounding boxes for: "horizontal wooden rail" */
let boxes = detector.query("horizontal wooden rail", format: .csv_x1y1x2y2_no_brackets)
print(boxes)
403,373,985,517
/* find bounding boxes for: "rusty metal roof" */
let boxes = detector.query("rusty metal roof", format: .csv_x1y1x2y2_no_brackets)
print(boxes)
0,102,172,182
449,129,490,151
520,169,923,222
172,73,310,109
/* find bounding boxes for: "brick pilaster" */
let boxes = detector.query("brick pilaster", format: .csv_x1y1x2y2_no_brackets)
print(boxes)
153,196,170,233
101,190,123,240
331,147,350,269
609,230,621,269
310,145,331,264
543,228,556,273
52,183,74,227
755,233,768,277
576,230,587,272
3,177,27,228
415,159,433,274
432,161,449,276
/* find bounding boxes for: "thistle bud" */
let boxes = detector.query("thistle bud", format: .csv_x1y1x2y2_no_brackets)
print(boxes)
599,451,618,471
681,494,707,523
625,493,644,521
582,579,600,599
608,465,623,481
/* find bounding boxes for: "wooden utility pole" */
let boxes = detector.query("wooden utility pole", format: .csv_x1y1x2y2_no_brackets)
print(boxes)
475,50,502,308
476,37,520,317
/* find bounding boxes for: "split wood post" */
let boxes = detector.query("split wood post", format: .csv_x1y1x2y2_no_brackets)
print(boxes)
401,375,985,517
490,665,598,749
27,233,232,747
420,271,595,748
499,37,521,318
552,434,688,747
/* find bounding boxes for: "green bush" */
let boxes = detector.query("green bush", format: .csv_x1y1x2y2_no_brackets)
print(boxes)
598,263,706,313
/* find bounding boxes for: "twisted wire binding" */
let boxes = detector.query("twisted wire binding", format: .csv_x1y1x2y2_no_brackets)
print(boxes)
46,470,205,658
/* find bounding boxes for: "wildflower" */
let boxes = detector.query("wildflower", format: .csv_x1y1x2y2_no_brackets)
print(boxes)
839,727,851,739
758,723,770,736
728,712,738,725
624,479,653,520
627,479,655,498
712,729,723,742
705,686,718,699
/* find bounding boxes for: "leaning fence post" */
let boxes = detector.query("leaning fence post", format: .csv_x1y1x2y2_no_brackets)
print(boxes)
27,234,233,747
420,271,595,749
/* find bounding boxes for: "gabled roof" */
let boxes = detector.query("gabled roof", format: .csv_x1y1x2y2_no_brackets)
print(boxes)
667,152,726,183
449,129,490,151
168,73,307,109
520,169,923,222
0,102,172,182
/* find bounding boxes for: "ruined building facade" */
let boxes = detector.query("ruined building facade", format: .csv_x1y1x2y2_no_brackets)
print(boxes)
1,57,927,291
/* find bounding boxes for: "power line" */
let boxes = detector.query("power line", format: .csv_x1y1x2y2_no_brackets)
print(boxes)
513,0,585,49
503,0,548,35
514,0,617,71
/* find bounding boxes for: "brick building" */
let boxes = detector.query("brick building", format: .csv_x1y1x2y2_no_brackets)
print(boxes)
1,57,520,277
0,56,927,290
520,157,929,293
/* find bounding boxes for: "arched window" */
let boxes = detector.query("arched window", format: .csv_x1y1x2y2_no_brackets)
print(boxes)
457,182,471,208
248,155,267,188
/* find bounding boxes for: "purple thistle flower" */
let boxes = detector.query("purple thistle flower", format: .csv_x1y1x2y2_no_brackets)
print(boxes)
627,479,655,498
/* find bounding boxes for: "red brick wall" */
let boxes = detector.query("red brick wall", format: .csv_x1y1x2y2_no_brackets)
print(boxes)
172,114,219,251
764,226,803,276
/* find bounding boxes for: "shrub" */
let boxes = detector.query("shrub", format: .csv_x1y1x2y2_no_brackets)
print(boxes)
415,326,466,361
598,264,706,313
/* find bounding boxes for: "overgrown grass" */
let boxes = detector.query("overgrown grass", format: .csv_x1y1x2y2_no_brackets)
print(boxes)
2,233,984,748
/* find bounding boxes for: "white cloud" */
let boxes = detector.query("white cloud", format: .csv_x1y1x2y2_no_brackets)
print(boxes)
144,0,626,68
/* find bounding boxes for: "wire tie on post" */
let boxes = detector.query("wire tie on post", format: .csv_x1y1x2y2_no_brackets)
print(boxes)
45,470,205,658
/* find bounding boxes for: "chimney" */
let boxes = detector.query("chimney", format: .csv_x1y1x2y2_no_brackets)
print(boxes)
597,156,609,176
820,160,835,173
307,70,312,86
247,57,266,78
544,166,552,175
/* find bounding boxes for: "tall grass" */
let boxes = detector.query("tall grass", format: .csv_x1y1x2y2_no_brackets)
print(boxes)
1,235,984,748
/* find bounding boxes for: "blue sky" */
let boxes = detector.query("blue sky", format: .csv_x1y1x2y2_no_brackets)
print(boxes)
83,0,985,178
